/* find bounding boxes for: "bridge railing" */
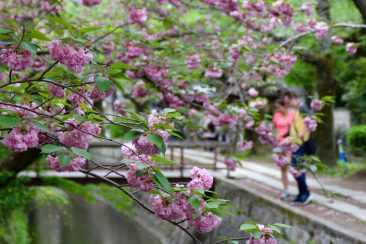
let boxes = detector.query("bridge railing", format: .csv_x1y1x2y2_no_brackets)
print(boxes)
88,140,230,178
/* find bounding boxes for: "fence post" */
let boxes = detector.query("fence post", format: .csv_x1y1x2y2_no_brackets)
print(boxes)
170,146,174,170
180,146,184,178
214,146,218,170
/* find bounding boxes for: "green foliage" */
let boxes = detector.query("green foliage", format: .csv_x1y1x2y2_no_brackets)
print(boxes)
347,125,366,156
41,177,95,202
85,184,135,215
0,209,30,244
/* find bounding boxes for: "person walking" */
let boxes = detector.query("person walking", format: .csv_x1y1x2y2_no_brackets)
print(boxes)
282,91,312,205
272,99,296,200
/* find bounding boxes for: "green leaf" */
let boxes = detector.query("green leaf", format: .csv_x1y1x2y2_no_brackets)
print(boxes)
5,19,18,29
71,147,91,160
59,153,71,167
136,169,146,177
79,26,103,34
239,222,258,232
109,62,136,70
152,155,178,165
21,42,38,54
206,201,219,209
31,121,49,132
48,17,74,29
147,134,166,155
268,225,281,234
273,223,291,228
125,110,147,125
152,170,173,193
41,144,63,154
188,198,201,210
95,77,113,93
0,115,21,127
0,28,11,34
166,111,184,120
0,40,14,45
28,28,50,41
123,130,142,141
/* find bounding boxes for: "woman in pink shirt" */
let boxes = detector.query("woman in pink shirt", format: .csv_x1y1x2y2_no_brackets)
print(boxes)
272,99,296,199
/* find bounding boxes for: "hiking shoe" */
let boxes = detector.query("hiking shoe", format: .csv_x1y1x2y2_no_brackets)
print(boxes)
280,192,290,200
290,194,312,205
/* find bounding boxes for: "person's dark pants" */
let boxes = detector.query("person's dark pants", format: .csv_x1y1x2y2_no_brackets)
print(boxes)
292,145,310,197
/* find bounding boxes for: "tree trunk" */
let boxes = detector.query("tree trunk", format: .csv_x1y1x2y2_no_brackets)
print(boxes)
314,56,338,166
0,148,40,186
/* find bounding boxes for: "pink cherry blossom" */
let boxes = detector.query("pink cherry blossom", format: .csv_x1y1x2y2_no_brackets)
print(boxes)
113,100,126,115
331,36,344,45
132,81,148,98
125,164,153,191
0,49,34,71
48,40,93,73
47,155,86,172
48,83,65,99
248,87,259,97
128,7,148,25
68,89,86,106
186,54,201,69
310,99,322,111
237,140,253,152
188,212,221,233
313,22,329,40
3,125,40,152
303,117,317,132
204,64,222,78
346,42,357,55
82,0,102,6
272,153,291,167
224,157,236,171
187,167,213,190
133,135,160,155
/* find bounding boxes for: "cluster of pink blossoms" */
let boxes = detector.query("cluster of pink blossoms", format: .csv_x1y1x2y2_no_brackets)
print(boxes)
289,166,306,178
303,117,317,132
248,87,259,97
262,52,297,78
82,0,102,6
47,155,86,172
204,63,223,78
209,113,238,126
128,7,148,25
346,43,357,55
48,40,93,73
58,120,101,150
310,99,322,111
186,54,201,69
246,224,277,244
149,192,196,221
313,22,330,40
187,167,213,190
126,163,154,191
188,212,222,233
3,125,40,152
271,153,291,167
131,81,148,99
0,48,34,71
256,123,277,147
149,167,221,233
113,100,126,116
48,84,65,99
68,89,87,106
237,140,253,152
224,157,237,171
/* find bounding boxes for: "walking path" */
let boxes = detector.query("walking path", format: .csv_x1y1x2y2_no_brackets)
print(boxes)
179,149,366,223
